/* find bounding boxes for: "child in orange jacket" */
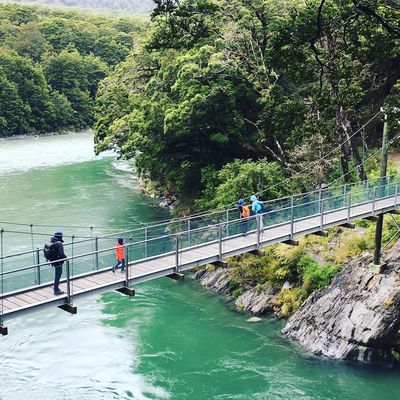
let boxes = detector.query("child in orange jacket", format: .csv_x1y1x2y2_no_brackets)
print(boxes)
113,237,126,273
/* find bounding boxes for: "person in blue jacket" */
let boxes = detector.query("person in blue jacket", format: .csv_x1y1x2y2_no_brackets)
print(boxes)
250,195,265,230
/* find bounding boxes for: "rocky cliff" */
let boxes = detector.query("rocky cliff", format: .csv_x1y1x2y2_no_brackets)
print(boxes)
282,243,400,365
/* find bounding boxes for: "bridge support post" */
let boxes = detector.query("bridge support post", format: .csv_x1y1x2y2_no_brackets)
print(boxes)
0,325,8,336
58,260,77,315
58,303,77,314
249,249,264,256
364,215,378,222
256,214,261,249
212,260,228,268
167,273,185,282
116,286,135,296
374,112,389,266
312,231,328,237
340,222,355,229
282,239,299,246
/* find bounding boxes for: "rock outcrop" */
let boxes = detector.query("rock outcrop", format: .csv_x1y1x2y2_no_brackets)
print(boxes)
282,244,400,365
235,284,279,315
194,268,232,295
194,268,279,315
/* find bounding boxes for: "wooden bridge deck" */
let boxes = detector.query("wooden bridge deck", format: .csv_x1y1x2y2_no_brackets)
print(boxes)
1,194,398,321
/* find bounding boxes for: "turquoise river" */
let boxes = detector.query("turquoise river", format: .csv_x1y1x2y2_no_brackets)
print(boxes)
0,132,399,400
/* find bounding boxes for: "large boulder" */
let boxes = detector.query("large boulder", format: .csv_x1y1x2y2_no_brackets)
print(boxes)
282,244,400,365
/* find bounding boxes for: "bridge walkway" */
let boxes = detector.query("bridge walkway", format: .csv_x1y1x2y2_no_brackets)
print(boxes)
1,190,398,327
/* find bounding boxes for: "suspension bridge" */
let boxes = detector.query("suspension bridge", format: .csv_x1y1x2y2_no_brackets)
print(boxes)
1,176,399,335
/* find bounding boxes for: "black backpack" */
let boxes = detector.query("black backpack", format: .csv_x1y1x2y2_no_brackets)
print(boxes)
43,242,58,261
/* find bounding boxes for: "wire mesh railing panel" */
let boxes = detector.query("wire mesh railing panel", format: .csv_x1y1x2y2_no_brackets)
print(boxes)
263,208,291,227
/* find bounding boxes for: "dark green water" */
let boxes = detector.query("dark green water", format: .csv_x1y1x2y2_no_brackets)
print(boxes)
1,133,400,400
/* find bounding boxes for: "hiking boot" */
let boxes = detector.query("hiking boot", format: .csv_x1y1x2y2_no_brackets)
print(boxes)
112,267,116,273
120,268,125,272
54,290,64,296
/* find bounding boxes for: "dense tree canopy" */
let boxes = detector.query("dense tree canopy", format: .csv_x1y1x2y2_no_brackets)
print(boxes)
94,0,400,211
0,4,145,136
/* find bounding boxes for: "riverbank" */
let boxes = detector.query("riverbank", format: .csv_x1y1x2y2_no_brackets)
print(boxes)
192,223,400,366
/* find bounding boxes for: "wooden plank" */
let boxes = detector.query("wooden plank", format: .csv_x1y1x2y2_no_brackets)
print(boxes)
83,275,111,286
71,279,95,290
1,302,12,311
4,298,20,311
94,273,119,284
83,273,115,285
32,288,55,300
23,291,48,302
14,293,37,305
4,296,30,308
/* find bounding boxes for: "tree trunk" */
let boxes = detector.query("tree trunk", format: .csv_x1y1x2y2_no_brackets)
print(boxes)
338,105,367,181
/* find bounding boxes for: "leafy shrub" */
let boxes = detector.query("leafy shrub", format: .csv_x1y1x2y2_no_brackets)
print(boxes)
302,263,341,294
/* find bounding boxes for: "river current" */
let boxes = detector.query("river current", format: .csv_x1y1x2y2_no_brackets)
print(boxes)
0,132,399,400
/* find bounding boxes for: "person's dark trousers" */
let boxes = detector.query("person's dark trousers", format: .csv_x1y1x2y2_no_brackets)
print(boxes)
240,218,248,235
54,265,63,293
114,259,126,272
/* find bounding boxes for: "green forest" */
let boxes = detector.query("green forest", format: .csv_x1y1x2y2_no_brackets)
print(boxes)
94,0,400,211
0,4,144,136
1,1,400,213
0,0,154,13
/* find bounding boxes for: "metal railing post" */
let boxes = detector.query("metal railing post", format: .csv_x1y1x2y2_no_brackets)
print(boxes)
256,214,261,249
94,236,99,270
36,248,41,285
387,176,391,196
226,210,229,237
320,198,324,230
218,224,222,260
318,189,322,213
396,180,399,206
144,227,148,258
188,219,191,247
66,260,71,304
175,234,180,272
347,193,352,221
372,187,376,215
290,196,294,239
125,245,129,285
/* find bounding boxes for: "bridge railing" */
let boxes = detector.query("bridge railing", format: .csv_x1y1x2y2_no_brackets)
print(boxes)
0,181,399,298
1,177,399,297
1,176,393,266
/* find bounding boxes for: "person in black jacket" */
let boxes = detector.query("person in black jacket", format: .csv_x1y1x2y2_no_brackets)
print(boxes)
50,231,67,295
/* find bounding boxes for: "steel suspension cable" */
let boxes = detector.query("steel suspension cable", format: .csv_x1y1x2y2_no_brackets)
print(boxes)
327,131,400,187
223,110,383,208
